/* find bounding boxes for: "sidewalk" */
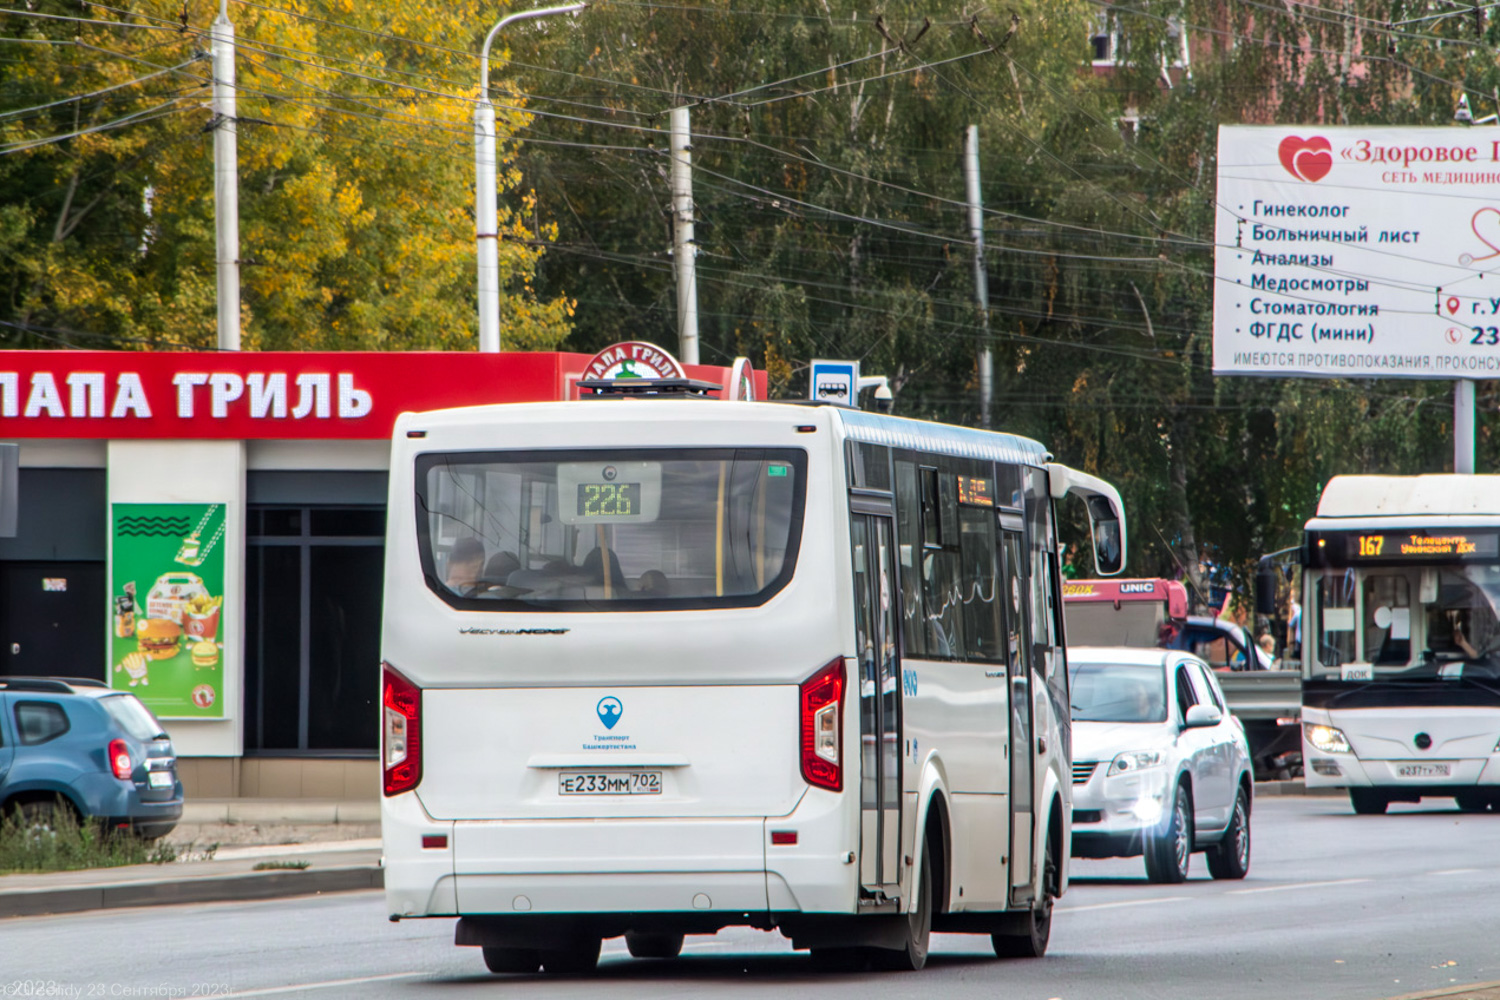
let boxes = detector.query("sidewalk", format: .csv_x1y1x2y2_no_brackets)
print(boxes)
0,799,382,919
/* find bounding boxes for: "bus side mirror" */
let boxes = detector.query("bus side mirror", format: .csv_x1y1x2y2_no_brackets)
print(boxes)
1047,463,1128,578
1088,496,1123,576
1254,560,1278,616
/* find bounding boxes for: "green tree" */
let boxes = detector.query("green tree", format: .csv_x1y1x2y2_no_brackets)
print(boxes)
510,0,1500,597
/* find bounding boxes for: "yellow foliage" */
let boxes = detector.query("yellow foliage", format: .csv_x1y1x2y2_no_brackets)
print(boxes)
4,0,571,351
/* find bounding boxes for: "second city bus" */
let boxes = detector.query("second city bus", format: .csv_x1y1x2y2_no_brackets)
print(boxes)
379,381,1127,973
1283,474,1500,814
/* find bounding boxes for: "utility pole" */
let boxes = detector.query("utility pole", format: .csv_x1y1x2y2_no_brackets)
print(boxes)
211,0,239,351
1456,379,1476,474
1451,90,1500,473
670,105,699,365
475,3,585,353
964,125,991,426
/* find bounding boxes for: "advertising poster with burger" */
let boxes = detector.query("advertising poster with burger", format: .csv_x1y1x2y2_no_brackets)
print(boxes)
110,503,226,718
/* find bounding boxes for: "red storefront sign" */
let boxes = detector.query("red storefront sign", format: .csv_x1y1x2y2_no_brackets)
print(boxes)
0,350,766,440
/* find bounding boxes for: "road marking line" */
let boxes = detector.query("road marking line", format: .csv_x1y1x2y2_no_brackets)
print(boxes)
1429,868,1481,876
216,972,422,998
1062,896,1190,913
1229,878,1371,895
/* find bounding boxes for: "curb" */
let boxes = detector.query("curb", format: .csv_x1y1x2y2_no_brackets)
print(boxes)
0,865,383,919
180,799,380,825
1253,780,1342,797
1385,981,1500,1000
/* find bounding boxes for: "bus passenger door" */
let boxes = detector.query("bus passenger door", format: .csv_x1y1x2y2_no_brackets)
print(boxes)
851,513,902,902
1000,527,1036,906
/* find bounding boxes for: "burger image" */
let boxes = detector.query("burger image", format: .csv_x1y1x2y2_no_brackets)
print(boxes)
191,641,219,668
136,617,182,661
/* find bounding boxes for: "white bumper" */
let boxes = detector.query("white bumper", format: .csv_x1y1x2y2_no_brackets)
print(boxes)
383,786,857,919
1302,706,1500,789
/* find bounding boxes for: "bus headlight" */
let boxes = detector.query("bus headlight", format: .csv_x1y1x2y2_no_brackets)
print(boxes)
1108,750,1162,776
1305,724,1351,754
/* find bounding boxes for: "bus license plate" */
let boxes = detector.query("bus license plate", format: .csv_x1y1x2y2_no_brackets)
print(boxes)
559,771,662,795
1396,763,1451,778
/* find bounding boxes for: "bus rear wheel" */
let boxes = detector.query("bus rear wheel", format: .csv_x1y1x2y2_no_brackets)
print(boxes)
1350,789,1389,815
481,947,540,974
625,932,684,959
540,939,601,974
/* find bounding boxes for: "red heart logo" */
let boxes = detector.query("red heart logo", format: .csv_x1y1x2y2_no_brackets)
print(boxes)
1278,135,1333,183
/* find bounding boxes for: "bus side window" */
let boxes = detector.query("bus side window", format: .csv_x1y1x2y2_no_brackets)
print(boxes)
894,460,927,658
1362,574,1411,665
920,467,941,549
958,506,1002,661
1025,468,1057,658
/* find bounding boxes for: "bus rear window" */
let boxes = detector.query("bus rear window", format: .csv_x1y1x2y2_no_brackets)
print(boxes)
416,448,807,611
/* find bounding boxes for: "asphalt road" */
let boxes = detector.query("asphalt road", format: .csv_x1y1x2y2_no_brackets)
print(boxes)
4,796,1499,1000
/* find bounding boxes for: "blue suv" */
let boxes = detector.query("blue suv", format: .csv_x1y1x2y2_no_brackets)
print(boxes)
0,677,184,838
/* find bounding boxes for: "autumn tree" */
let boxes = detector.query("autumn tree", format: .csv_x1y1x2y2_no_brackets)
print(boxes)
0,0,573,351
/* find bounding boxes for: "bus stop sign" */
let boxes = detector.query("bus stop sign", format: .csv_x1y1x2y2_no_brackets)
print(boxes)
810,359,858,404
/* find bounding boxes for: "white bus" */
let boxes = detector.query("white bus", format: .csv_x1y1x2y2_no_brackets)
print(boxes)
380,385,1126,973
1289,475,1500,814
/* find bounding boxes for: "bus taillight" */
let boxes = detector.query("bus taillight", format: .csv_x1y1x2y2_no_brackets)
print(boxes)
383,663,422,796
800,659,845,791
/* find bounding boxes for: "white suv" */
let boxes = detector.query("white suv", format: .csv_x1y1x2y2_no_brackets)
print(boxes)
1068,647,1254,883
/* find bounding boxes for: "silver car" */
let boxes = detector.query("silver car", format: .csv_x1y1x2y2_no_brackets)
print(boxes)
1068,647,1253,883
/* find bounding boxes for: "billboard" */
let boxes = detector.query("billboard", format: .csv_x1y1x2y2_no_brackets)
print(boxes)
110,503,227,718
1214,125,1500,379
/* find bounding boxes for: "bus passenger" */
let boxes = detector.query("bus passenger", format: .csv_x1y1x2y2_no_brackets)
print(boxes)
444,537,486,595
473,551,521,596
581,547,628,591
635,570,670,598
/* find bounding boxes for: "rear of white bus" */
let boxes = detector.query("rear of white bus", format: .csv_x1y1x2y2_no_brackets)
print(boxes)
379,401,858,951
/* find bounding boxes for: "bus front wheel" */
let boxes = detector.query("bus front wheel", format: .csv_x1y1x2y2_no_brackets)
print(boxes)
1350,789,1389,815
992,831,1055,959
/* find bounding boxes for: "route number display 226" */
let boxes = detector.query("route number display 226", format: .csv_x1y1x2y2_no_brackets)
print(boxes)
576,482,640,518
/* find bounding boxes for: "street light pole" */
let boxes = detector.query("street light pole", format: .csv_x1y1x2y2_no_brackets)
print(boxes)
211,0,239,351
475,2,585,353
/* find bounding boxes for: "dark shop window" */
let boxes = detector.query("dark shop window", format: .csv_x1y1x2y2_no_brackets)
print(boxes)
244,506,382,756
